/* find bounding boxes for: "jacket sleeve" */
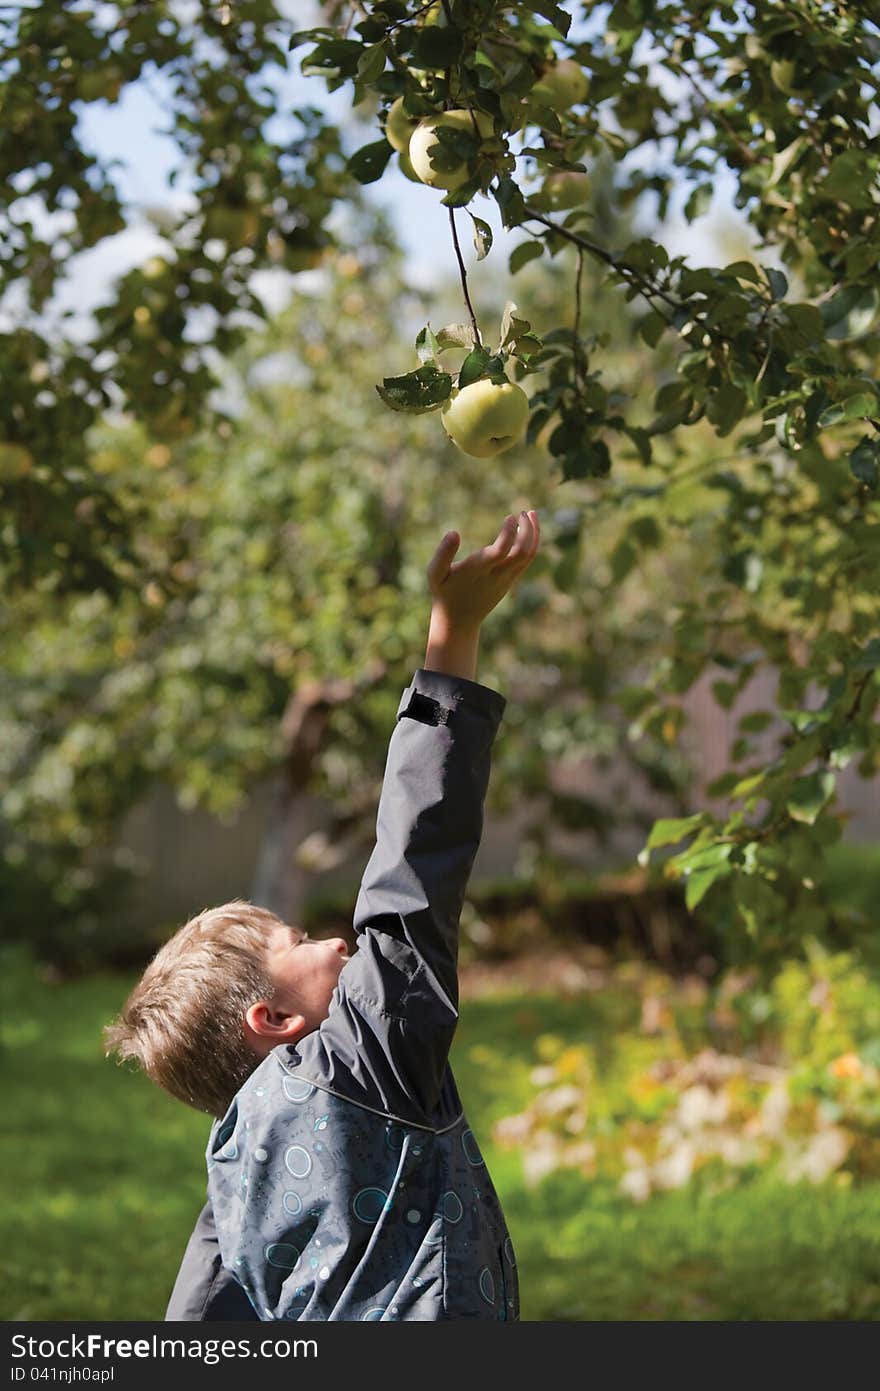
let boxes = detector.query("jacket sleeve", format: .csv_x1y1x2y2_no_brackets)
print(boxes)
292,666,506,1121
164,1195,260,1321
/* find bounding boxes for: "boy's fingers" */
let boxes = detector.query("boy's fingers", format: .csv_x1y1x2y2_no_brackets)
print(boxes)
504,510,534,563
483,515,517,561
426,530,460,586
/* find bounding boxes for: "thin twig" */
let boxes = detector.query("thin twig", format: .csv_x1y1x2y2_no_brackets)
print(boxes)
661,44,758,168
572,244,585,390
381,0,440,34
844,669,874,723
522,205,679,318
448,206,482,347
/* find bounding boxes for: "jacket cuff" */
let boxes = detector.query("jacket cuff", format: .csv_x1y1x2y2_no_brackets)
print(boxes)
397,667,506,731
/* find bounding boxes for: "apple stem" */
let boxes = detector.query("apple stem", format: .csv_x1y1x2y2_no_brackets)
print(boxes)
448,207,483,349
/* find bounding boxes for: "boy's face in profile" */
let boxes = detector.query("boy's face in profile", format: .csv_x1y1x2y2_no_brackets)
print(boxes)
244,925,350,1057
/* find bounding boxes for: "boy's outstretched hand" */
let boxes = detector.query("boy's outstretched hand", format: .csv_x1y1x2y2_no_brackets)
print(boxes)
426,510,541,631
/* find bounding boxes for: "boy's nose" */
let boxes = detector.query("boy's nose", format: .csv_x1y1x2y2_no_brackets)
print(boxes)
327,937,348,957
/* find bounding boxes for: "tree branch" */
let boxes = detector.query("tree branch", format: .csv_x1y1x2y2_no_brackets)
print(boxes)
448,206,482,347
522,204,679,320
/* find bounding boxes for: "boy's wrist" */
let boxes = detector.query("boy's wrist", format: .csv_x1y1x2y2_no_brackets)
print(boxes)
424,607,481,682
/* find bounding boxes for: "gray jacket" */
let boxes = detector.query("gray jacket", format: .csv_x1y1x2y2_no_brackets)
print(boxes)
165,667,518,1321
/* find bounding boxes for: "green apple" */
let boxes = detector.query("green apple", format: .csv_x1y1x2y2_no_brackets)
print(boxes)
441,378,529,458
397,150,422,183
531,59,589,109
529,170,590,211
385,96,420,154
408,109,494,191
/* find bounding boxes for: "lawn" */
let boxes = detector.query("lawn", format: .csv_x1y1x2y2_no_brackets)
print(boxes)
3,947,879,1321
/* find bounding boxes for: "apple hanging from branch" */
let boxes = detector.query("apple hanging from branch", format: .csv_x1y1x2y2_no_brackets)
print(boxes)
375,303,540,459
529,58,589,110
441,378,529,458
385,96,421,155
407,108,495,191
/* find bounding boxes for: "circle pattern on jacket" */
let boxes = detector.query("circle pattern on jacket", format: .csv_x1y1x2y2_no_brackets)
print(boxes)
266,1243,300,1270
353,1187,391,1223
284,1145,312,1178
283,1077,316,1104
461,1129,485,1165
440,1190,464,1223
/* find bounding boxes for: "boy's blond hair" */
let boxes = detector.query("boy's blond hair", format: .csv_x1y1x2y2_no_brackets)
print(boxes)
103,900,288,1119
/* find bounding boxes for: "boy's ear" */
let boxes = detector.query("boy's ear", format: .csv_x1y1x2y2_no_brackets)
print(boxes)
244,1000,308,1046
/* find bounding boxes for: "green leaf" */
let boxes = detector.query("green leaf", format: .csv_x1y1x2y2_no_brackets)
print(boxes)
821,286,880,342
458,346,492,389
300,38,363,78
818,392,878,428
638,812,706,865
706,383,748,437
415,323,441,364
288,29,332,51
513,334,543,358
494,176,527,229
683,183,712,223
469,214,493,261
519,1,572,37
509,241,544,275
765,267,788,301
410,26,464,69
499,300,531,348
738,711,774,734
610,538,637,581
821,149,878,208
685,859,733,910
639,311,666,348
629,515,661,549
561,438,611,481
436,323,477,350
731,770,765,798
711,679,738,710
441,178,482,208
356,42,387,84
347,139,393,184
623,426,652,466
646,813,707,848
375,362,452,414
722,260,762,285
850,436,879,488
786,771,836,825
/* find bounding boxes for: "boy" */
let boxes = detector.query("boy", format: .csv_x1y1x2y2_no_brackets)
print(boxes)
105,509,541,1322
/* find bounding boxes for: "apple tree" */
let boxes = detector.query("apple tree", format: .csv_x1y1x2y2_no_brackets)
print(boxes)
1,245,701,964
1,1,879,959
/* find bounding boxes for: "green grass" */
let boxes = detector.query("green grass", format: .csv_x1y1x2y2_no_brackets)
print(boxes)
2,952,879,1320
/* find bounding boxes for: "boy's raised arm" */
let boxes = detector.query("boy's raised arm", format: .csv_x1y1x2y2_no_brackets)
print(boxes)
292,511,540,1122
